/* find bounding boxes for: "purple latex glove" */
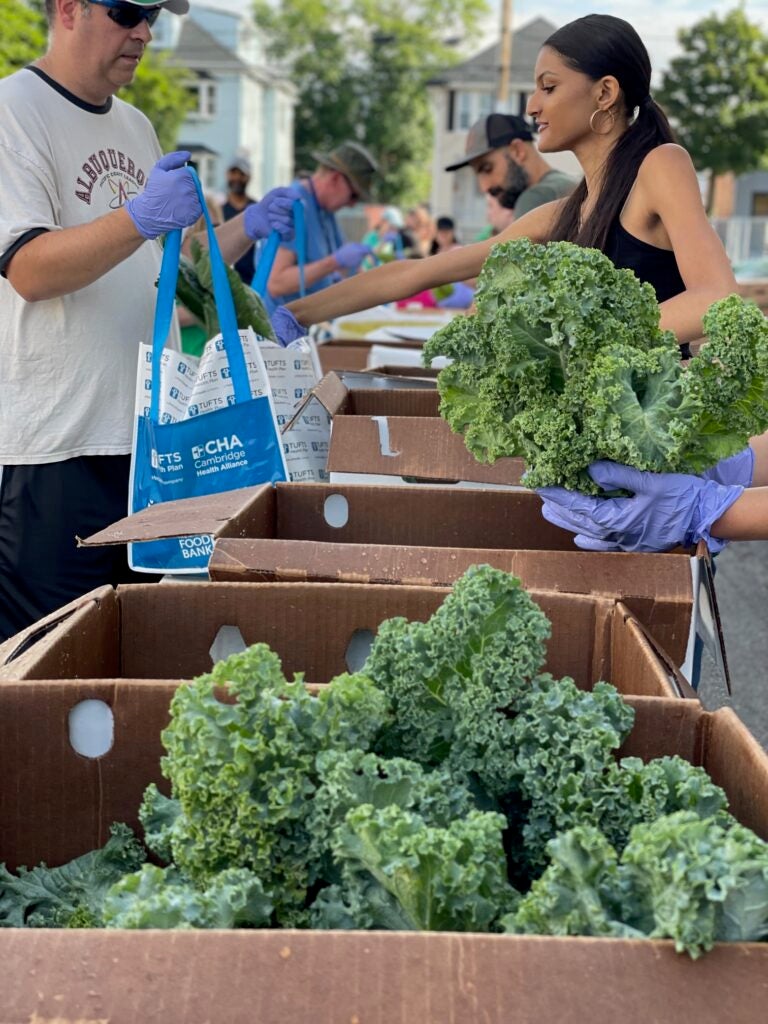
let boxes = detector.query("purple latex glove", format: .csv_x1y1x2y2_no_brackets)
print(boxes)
537,460,743,554
701,446,755,488
334,242,372,271
437,281,475,309
125,151,202,240
244,187,302,241
271,307,307,346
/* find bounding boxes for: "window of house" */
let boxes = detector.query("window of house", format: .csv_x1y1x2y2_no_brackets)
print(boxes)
457,91,473,130
186,78,217,120
196,154,217,192
477,91,493,120
752,193,768,216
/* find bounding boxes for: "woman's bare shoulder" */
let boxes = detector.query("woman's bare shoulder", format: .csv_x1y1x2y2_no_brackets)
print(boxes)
637,143,696,178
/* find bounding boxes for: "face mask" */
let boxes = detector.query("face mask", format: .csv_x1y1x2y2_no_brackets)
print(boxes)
228,177,247,196
488,155,529,209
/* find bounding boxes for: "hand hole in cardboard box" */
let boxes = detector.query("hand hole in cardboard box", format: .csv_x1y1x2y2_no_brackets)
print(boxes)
210,625,247,665
345,629,375,673
323,493,349,529
68,700,114,759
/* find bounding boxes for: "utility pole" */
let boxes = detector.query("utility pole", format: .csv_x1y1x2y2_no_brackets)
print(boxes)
496,0,513,110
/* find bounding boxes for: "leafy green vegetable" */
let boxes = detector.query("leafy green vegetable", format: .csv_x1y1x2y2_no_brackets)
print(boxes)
424,239,768,491
622,811,768,956
103,865,272,930
178,237,277,342
314,806,518,932
363,564,552,794
146,643,390,925
0,824,145,928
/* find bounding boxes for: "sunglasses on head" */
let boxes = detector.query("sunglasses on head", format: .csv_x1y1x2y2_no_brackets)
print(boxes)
88,0,163,28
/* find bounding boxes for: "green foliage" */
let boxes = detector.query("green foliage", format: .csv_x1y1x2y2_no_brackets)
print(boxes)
657,8,768,179
144,643,390,924
0,824,145,927
424,239,768,491
363,564,552,794
176,237,276,342
253,0,488,204
0,0,47,79
315,806,518,932
103,865,273,929
120,48,195,152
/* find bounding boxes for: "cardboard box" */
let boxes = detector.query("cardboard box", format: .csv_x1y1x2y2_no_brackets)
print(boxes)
0,686,766,1023
296,372,525,487
80,482,711,668
315,337,425,374
0,580,686,698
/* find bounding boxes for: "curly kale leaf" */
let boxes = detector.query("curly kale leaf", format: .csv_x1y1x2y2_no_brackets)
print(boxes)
308,749,476,876
189,236,276,341
622,811,768,957
315,805,518,932
0,824,146,928
506,677,635,873
363,564,551,793
148,643,390,925
503,826,641,938
425,240,768,490
598,756,729,851
103,865,272,929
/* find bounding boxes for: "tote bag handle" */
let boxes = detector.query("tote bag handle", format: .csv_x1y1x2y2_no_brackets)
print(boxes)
151,166,250,422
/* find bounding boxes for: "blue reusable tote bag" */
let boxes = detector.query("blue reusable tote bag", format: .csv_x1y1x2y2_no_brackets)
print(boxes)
129,168,288,574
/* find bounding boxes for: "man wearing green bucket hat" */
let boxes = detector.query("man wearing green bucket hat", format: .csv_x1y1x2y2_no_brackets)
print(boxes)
0,0,291,640
257,141,380,315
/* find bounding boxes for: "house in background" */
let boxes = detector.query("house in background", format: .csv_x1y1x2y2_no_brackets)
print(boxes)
151,4,296,199
427,17,581,237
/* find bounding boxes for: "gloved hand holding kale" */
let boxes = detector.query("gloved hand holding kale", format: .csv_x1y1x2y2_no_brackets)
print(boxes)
423,239,768,492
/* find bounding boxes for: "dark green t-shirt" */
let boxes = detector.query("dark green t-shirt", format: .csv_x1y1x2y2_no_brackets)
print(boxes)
514,170,578,217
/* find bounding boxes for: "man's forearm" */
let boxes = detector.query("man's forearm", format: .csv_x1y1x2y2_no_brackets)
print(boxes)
6,208,146,302
711,487,768,541
268,254,339,298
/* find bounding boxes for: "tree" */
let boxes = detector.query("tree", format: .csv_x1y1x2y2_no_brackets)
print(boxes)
121,49,194,152
0,0,47,78
657,7,768,210
253,0,488,205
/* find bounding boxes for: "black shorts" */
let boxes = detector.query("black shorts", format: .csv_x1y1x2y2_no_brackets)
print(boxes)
0,455,151,643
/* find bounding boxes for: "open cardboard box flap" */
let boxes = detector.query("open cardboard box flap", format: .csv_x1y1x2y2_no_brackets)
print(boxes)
0,686,765,1023
79,482,725,674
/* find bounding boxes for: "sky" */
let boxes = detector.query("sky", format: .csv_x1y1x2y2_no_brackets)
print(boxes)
194,0,768,81
483,0,768,79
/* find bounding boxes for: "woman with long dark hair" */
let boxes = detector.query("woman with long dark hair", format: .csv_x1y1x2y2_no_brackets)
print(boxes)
278,14,736,350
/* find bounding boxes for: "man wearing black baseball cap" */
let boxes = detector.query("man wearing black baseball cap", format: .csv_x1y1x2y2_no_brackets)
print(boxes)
446,113,576,217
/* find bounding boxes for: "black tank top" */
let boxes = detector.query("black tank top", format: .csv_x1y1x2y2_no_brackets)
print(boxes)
604,218,690,357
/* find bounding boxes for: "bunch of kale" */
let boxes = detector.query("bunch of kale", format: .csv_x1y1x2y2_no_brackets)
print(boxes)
423,239,768,491
3,566,768,957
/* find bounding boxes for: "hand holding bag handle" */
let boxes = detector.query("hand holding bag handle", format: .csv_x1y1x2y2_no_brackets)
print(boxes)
250,198,306,300
152,165,250,421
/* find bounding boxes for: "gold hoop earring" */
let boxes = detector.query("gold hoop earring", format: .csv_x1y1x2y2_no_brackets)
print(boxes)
589,108,616,135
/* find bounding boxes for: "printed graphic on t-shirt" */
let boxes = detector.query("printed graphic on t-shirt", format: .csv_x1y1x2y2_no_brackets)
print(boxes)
75,148,148,207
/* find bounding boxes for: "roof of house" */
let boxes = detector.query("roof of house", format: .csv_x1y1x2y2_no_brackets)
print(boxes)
167,18,252,73
428,17,558,86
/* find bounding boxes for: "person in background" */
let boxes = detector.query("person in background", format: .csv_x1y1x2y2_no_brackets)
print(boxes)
221,152,257,284
280,14,737,353
475,191,517,241
0,0,301,642
430,216,462,255
404,203,436,258
214,141,379,316
446,112,577,217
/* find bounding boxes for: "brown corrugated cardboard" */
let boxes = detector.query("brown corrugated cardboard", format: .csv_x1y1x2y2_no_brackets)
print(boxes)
0,581,683,697
81,482,701,665
0,686,765,1023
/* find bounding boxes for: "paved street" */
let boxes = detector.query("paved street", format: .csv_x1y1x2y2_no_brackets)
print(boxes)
699,541,768,748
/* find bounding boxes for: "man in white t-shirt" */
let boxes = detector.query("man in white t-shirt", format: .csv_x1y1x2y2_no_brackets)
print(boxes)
0,0,207,641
